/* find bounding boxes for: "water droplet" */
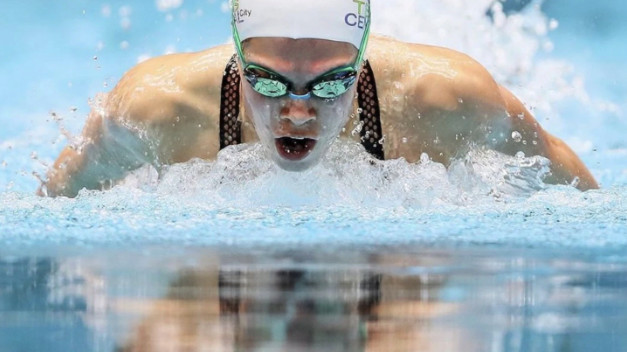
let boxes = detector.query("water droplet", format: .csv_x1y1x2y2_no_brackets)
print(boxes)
70,106,78,113
549,19,559,31
420,153,430,164
515,151,525,159
351,121,364,136
511,131,522,143
402,137,408,144
517,113,525,120
457,98,464,104
30,152,38,160
570,176,580,188
378,136,385,145
532,140,538,145
93,56,98,61
356,108,363,114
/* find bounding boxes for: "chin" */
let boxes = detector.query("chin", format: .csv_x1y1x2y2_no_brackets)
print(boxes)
272,152,322,172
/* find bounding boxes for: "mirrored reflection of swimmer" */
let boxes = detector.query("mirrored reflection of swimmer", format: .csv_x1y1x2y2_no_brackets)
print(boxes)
112,251,627,352
42,0,598,197
117,254,459,352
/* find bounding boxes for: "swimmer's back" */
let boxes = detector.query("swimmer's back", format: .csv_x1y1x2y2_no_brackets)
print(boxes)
104,44,236,163
366,35,503,116
363,35,506,163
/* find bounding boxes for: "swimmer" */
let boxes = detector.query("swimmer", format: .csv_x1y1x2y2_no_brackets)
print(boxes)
42,0,598,197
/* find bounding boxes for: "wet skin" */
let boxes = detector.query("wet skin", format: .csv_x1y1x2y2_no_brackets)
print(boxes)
240,38,359,171
42,35,598,197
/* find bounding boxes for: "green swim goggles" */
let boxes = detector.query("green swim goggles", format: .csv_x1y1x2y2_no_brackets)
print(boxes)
242,64,358,100
231,11,370,100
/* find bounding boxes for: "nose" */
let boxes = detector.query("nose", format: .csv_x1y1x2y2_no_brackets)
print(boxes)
280,99,316,126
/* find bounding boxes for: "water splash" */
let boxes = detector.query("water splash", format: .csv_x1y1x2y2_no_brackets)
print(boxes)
123,140,552,209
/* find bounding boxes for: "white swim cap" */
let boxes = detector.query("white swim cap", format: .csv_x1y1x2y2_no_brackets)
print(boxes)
232,0,371,51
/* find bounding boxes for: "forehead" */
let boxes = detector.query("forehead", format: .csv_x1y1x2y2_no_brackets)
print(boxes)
242,37,358,74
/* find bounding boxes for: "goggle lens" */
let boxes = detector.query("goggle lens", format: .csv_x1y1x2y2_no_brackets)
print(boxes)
244,67,357,99
311,73,357,99
250,77,288,98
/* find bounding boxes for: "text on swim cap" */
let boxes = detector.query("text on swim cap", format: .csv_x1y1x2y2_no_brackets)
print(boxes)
353,0,367,14
235,8,252,24
345,0,369,29
345,13,368,28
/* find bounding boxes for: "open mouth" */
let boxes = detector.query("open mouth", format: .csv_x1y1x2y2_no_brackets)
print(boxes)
275,137,317,161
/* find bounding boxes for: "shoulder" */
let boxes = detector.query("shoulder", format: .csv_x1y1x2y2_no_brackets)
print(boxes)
366,35,503,112
105,44,236,125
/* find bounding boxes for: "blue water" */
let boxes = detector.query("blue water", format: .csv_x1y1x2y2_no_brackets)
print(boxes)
1,1,627,351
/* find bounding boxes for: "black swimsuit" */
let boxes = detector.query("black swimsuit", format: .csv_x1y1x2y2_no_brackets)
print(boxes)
219,54,385,160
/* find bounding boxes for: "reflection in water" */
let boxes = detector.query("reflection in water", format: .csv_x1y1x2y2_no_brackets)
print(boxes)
118,259,456,352
1,248,627,352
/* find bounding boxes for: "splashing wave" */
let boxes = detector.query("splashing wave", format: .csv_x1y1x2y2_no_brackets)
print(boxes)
119,140,552,208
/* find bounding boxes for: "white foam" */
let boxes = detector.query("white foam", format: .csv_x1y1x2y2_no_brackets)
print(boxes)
125,140,551,209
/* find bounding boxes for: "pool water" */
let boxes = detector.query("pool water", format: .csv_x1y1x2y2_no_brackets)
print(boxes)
1,0,627,351
2,246,627,351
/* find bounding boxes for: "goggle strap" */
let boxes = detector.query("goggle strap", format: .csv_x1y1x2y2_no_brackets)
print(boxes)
355,5,371,69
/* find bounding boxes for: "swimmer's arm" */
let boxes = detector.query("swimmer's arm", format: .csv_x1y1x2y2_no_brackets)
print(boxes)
43,110,152,197
496,85,599,190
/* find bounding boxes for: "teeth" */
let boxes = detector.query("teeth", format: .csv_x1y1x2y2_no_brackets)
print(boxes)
279,136,306,140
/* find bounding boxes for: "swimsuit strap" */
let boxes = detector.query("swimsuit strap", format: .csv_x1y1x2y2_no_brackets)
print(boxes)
219,55,385,161
219,54,243,149
356,60,385,160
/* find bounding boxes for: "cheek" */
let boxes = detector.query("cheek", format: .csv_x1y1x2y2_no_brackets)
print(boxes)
317,93,355,131
243,88,280,125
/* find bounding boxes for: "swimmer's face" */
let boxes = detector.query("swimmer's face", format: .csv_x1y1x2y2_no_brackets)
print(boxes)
240,38,358,171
